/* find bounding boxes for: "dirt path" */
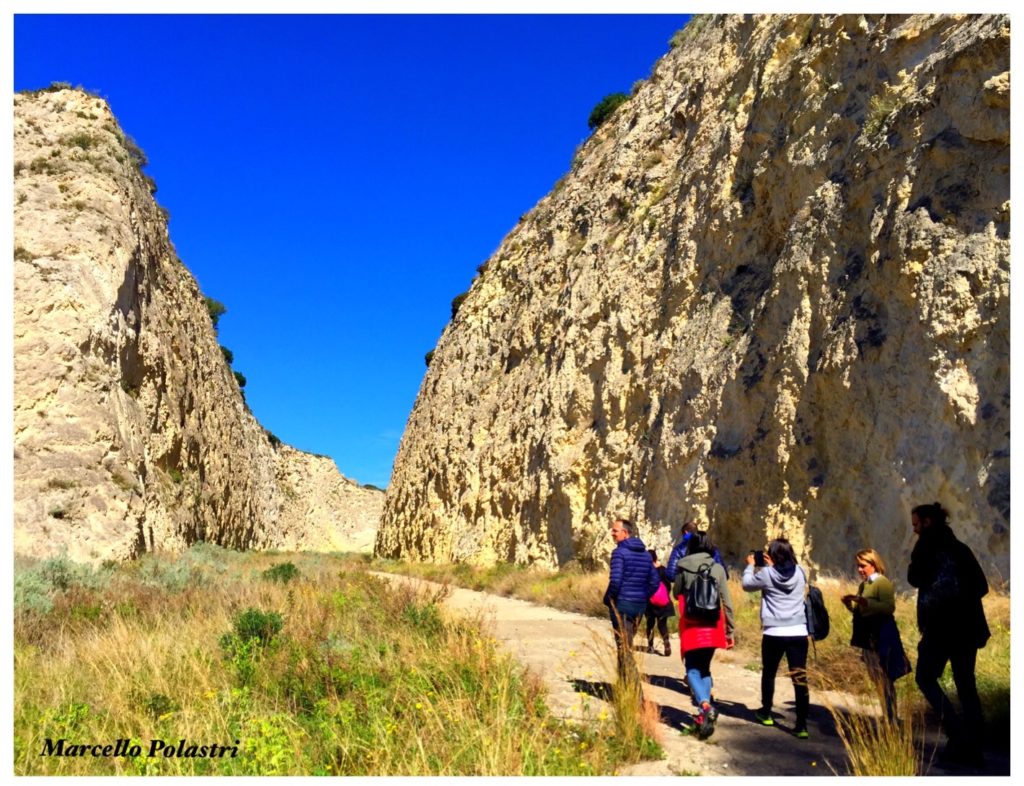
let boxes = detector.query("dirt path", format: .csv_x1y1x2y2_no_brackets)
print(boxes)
373,571,862,776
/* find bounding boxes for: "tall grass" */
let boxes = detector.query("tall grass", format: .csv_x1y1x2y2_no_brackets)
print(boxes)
14,547,651,775
819,670,925,775
602,611,664,763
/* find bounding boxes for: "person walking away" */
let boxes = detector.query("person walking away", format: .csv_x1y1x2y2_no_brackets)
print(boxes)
603,519,661,681
643,549,675,656
666,520,698,581
841,548,911,724
668,519,730,580
907,502,990,767
741,538,811,738
674,531,734,740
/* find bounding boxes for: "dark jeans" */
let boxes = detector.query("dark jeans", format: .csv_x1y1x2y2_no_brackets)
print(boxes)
609,600,645,681
761,634,809,726
916,634,983,744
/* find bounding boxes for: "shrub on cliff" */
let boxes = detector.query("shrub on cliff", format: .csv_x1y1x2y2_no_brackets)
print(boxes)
588,92,629,130
451,292,468,319
204,296,227,330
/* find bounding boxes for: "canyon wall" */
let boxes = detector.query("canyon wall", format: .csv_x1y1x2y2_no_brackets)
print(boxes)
376,14,1010,580
14,87,381,563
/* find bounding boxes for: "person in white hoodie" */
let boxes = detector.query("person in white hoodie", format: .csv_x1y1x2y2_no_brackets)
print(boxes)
741,538,810,738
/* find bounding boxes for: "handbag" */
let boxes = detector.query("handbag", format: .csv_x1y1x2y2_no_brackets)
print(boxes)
649,582,670,607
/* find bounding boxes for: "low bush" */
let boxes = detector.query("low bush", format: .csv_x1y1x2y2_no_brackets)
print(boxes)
588,92,629,131
450,292,468,320
262,562,300,584
204,296,227,330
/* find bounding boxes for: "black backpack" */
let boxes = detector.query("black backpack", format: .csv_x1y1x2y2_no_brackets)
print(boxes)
685,563,721,621
804,581,830,642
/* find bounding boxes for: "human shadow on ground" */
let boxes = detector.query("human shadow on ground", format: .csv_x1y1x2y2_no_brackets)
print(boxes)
569,678,614,702
644,673,690,696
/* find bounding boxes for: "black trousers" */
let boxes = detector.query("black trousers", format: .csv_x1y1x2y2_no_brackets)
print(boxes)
644,612,670,644
916,634,983,744
761,634,809,726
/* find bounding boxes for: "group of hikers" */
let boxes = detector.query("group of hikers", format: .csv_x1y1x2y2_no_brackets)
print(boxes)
603,503,991,767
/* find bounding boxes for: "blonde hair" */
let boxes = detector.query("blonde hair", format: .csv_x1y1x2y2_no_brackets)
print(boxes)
855,548,887,575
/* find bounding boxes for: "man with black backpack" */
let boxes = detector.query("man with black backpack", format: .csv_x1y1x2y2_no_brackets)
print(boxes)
673,530,734,740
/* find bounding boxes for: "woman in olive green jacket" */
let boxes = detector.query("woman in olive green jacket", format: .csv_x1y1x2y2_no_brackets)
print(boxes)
841,548,910,724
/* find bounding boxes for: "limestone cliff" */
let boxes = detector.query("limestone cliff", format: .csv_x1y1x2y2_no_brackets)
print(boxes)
376,14,1010,579
13,87,382,563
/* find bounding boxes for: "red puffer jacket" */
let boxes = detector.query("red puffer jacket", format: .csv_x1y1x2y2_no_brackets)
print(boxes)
674,554,734,654
677,595,728,652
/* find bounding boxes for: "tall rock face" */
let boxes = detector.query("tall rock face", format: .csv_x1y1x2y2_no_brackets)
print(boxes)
14,88,382,563
377,15,1010,579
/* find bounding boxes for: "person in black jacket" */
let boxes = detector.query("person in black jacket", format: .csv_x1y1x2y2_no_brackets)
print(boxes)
604,519,660,679
908,502,990,766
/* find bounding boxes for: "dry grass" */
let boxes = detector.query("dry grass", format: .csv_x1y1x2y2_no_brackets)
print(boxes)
14,548,655,775
819,671,925,776
375,559,610,618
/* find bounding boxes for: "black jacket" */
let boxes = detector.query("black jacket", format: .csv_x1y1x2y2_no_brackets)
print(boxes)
907,523,990,647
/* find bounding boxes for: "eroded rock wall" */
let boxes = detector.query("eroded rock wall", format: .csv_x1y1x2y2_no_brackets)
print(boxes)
376,14,1010,579
14,88,381,562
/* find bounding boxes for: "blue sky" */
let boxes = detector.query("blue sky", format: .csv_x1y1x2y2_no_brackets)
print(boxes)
14,13,690,488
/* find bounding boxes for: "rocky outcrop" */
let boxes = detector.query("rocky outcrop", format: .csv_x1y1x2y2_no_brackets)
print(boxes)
14,87,382,563
377,15,1010,579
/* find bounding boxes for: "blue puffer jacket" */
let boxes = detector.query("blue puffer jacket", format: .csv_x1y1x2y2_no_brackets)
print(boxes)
604,537,661,606
668,535,728,581
666,534,693,581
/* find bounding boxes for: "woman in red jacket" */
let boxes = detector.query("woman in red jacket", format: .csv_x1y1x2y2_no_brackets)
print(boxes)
673,530,735,740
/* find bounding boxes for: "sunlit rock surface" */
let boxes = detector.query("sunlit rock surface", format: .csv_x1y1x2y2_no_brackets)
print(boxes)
377,15,1009,579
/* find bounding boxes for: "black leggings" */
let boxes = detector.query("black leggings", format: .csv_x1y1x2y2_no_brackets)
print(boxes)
644,613,669,643
761,634,809,725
